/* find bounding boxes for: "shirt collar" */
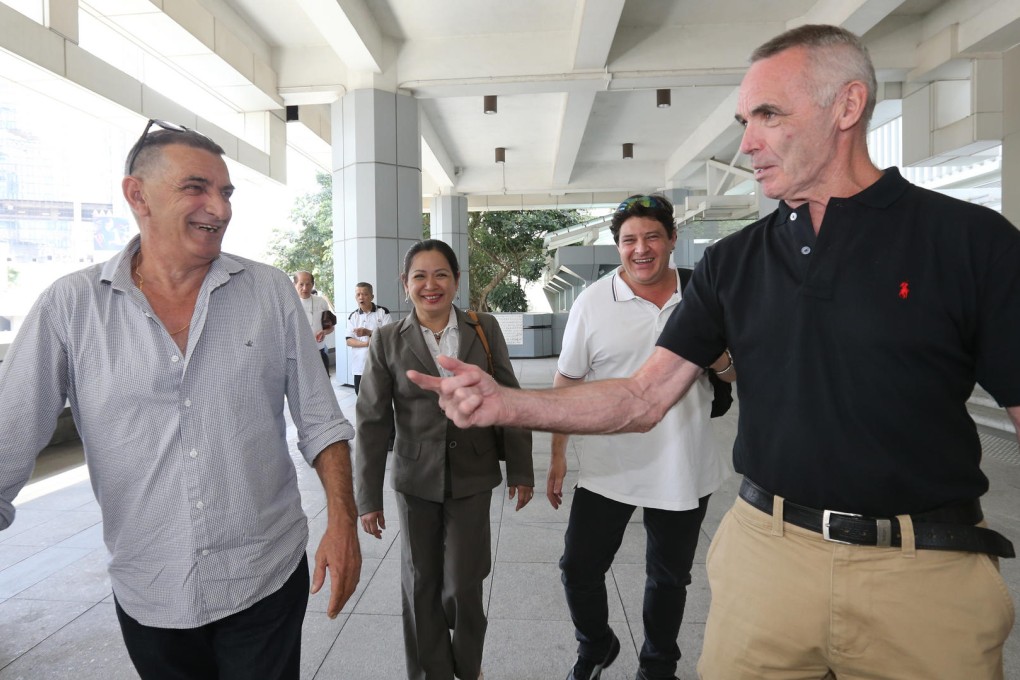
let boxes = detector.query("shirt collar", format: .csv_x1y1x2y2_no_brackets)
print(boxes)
101,234,244,291
775,166,909,225
610,266,681,302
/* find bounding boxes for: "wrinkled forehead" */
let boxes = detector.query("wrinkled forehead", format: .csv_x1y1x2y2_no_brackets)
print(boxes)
295,274,313,285
737,48,811,114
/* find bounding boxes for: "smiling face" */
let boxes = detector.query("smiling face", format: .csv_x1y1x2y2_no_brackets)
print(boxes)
132,144,233,266
736,46,842,204
616,215,676,288
403,249,459,322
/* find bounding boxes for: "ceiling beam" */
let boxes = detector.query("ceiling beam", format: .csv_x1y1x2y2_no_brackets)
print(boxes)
571,0,627,70
294,0,383,73
551,91,597,186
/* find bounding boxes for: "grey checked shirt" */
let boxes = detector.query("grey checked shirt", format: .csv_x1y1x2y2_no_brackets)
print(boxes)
0,236,354,627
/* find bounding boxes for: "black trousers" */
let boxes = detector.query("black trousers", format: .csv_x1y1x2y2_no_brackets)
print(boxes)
320,348,331,375
115,554,309,680
560,488,710,678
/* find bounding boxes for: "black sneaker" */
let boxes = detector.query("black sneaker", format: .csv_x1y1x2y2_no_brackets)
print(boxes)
566,632,621,680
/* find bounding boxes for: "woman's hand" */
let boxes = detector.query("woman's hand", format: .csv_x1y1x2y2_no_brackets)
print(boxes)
508,485,534,512
360,511,386,539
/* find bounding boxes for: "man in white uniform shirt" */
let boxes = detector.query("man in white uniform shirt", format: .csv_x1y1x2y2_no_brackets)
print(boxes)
294,270,334,375
549,194,733,680
345,281,391,394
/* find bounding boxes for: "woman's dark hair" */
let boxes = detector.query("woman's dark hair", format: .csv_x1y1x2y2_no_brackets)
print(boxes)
609,194,676,244
401,239,460,281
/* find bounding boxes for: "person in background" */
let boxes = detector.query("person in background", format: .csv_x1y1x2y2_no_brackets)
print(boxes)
410,24,1020,680
550,193,731,680
0,120,361,680
355,239,534,680
293,270,334,374
345,281,391,394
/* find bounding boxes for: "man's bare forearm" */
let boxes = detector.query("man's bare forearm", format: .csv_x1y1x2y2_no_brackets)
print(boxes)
499,348,701,435
313,440,358,526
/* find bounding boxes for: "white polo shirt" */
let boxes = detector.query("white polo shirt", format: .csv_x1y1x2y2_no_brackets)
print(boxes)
345,304,392,376
557,267,726,511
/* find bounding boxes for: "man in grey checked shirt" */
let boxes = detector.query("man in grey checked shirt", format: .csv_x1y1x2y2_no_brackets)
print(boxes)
0,121,361,679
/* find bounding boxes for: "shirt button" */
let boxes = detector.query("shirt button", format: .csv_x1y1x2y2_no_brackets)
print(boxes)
184,399,192,407
171,355,180,363
800,246,811,255
189,450,198,458
196,501,204,509
790,212,798,221
202,549,210,556
449,441,458,449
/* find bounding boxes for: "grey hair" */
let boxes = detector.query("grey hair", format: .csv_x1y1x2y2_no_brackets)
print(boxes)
751,24,877,129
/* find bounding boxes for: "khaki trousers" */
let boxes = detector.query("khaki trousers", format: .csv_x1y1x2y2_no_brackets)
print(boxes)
698,497,1015,680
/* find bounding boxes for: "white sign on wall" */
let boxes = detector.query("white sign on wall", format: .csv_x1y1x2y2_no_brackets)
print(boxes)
491,313,524,345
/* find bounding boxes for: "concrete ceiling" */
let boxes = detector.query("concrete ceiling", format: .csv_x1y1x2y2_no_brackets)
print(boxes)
61,0,1020,208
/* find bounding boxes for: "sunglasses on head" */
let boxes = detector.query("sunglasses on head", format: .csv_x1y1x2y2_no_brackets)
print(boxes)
124,119,197,175
615,195,669,213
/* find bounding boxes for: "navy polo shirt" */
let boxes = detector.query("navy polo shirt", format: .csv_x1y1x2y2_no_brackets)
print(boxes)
658,168,1020,517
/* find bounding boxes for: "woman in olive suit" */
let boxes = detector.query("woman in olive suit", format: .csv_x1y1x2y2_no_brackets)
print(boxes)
355,239,534,680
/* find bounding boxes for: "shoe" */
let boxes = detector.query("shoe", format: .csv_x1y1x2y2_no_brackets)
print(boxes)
566,631,620,680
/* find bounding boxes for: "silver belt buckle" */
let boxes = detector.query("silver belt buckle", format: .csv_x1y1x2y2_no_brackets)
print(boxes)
822,509,862,544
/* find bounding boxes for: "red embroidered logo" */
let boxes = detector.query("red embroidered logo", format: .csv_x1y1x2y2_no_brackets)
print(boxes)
898,281,910,299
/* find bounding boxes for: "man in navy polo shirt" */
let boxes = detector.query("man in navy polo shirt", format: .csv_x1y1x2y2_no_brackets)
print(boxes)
410,24,1020,680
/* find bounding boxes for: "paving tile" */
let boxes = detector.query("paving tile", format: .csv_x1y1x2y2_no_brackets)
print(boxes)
0,545,43,572
487,561,624,623
493,521,566,563
300,610,349,680
0,598,93,667
315,613,406,680
481,617,637,680
350,557,400,616
0,509,102,548
15,480,97,513
0,546,94,598
12,547,111,603
0,602,136,680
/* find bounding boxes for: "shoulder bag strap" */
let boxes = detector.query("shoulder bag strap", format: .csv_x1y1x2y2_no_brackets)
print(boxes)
466,310,496,376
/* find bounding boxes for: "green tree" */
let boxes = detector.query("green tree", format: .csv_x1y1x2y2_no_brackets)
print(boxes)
268,172,334,302
468,209,580,312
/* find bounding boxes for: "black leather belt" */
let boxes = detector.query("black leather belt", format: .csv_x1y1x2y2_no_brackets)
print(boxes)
738,478,1015,558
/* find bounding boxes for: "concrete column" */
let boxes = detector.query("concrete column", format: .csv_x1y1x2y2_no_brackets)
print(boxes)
44,0,77,42
430,194,470,308
332,89,422,385
1003,44,1020,228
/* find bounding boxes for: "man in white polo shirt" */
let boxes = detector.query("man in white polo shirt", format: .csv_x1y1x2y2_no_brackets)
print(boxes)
345,282,391,395
548,194,733,680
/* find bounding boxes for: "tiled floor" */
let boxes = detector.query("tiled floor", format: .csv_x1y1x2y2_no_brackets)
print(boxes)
1,357,1018,679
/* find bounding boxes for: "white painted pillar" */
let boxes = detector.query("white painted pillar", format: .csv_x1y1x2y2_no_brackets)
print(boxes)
331,89,422,386
430,194,470,308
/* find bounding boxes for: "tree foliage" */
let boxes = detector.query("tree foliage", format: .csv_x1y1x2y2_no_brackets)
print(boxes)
268,172,334,302
468,209,580,312
271,175,582,313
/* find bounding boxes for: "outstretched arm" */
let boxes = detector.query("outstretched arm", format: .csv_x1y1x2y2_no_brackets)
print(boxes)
408,347,701,435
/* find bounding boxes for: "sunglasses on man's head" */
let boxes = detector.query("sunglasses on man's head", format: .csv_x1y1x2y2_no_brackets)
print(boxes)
124,119,195,175
615,195,669,213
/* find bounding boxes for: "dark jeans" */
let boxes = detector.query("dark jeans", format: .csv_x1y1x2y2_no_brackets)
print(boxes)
560,488,710,678
115,554,309,680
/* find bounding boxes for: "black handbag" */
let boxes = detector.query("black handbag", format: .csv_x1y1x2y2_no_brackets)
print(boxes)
321,309,337,331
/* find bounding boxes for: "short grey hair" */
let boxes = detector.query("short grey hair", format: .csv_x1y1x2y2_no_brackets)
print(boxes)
751,24,877,129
